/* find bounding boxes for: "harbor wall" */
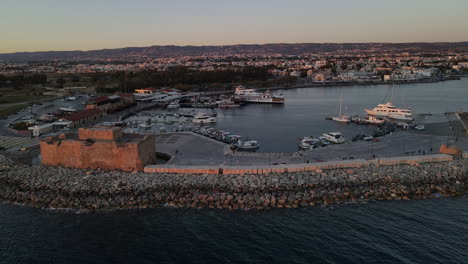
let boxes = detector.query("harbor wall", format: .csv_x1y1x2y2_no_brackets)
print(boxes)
0,154,466,211
144,154,455,175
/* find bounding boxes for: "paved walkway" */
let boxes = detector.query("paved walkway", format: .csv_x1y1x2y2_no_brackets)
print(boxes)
154,122,468,166
0,136,38,150
155,132,230,166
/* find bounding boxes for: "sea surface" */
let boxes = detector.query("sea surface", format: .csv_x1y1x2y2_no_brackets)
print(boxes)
0,197,467,263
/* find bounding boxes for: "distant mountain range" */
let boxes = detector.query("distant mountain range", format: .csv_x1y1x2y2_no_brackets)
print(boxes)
1,42,468,61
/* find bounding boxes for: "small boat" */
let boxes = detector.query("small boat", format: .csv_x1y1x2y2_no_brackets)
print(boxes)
218,99,241,109
414,124,425,130
364,116,385,124
298,136,322,150
167,100,180,109
192,112,216,124
139,123,152,129
232,140,260,151
321,132,346,144
224,134,242,143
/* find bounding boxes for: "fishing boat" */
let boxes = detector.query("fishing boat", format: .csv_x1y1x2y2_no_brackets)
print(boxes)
321,132,346,144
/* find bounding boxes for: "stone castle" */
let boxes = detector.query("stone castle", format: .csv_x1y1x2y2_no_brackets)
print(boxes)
40,127,156,171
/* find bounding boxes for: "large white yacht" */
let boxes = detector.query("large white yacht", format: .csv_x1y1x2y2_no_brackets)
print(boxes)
365,102,413,121
233,86,284,104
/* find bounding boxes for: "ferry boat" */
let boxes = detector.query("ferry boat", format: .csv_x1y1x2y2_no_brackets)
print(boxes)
233,86,284,104
192,112,216,124
321,132,346,144
365,102,413,121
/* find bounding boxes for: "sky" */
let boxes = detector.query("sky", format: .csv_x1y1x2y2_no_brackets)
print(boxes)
1,0,468,53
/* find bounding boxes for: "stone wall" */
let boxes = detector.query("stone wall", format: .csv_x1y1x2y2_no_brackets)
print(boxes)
78,127,122,141
41,127,156,172
0,154,466,211
144,154,455,175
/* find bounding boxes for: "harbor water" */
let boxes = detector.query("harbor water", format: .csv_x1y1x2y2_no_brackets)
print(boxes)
126,78,468,153
215,78,468,152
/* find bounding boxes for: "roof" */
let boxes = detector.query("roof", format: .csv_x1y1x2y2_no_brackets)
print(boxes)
136,87,156,91
64,108,102,122
115,93,133,98
89,96,110,104
107,95,121,100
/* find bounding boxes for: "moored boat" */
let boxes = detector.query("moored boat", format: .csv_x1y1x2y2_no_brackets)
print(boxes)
233,85,285,104
192,112,216,124
232,140,260,151
365,102,413,120
321,132,346,144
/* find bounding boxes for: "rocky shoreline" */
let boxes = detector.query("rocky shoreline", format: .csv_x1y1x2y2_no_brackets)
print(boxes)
0,155,467,211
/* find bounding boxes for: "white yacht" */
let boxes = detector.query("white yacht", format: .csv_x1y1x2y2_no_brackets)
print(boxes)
321,132,346,144
365,102,413,120
192,112,216,124
233,86,285,104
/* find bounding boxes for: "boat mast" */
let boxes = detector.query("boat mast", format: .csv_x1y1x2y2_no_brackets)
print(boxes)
339,94,342,116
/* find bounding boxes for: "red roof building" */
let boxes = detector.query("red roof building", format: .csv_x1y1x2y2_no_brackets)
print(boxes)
64,108,103,128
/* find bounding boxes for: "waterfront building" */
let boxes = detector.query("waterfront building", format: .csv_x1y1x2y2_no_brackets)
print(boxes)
40,127,156,172
64,108,104,128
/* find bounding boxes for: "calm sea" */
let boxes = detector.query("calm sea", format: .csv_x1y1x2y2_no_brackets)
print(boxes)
0,197,467,263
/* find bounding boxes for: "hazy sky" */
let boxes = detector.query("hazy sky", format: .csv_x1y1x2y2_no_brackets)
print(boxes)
1,0,467,53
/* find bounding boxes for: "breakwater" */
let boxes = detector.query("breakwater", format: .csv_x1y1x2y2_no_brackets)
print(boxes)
0,154,467,211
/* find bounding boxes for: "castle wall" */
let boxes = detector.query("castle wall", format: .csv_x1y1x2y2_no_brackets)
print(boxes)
40,128,156,172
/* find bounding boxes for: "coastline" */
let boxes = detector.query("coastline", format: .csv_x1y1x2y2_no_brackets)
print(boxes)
202,76,462,95
1,154,466,212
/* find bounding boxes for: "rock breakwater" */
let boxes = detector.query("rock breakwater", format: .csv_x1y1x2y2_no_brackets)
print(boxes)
0,155,467,211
